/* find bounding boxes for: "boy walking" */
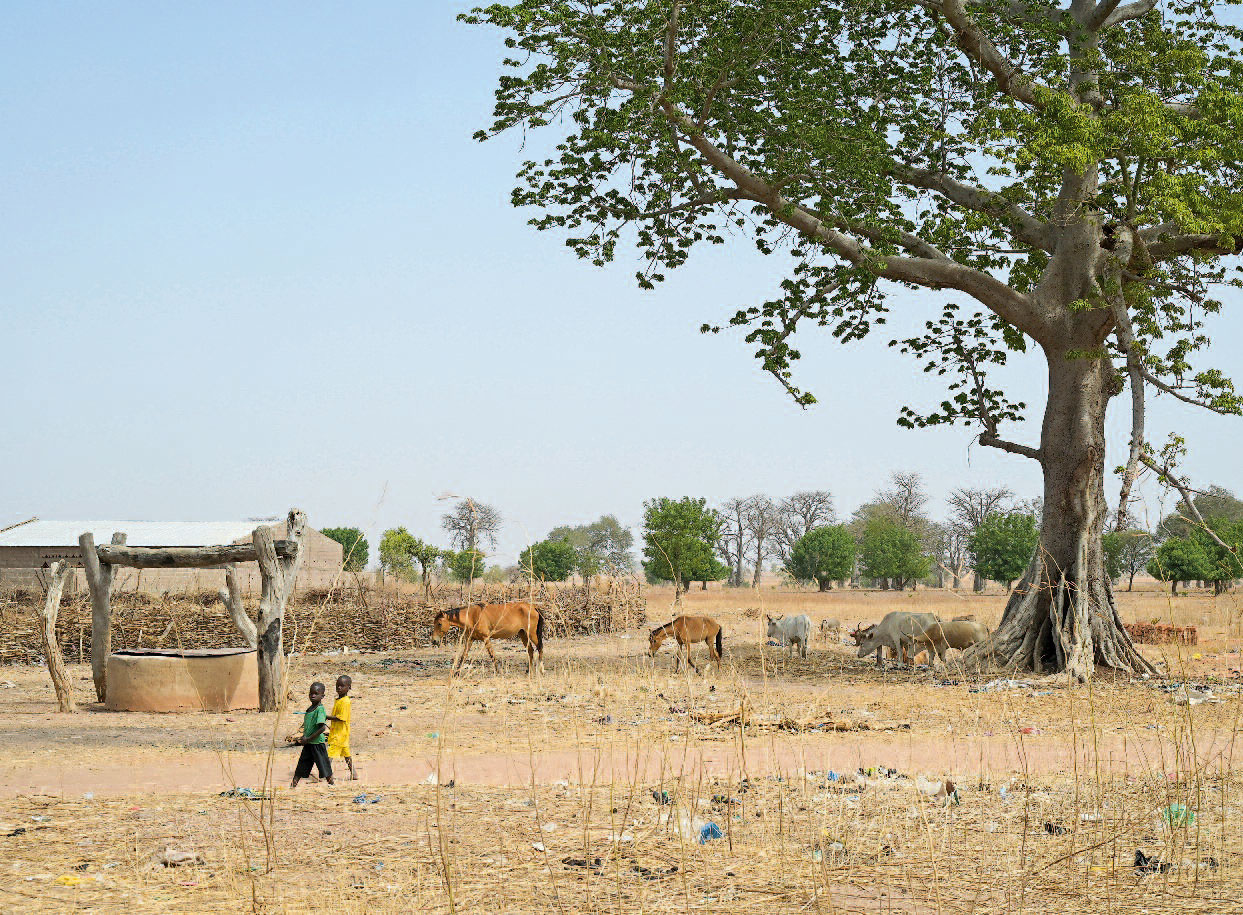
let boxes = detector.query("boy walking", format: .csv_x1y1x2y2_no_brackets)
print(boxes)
326,675,357,780
291,681,334,787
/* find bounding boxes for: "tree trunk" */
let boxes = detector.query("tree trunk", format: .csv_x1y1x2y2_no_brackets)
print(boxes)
973,572,984,592
972,348,1153,681
701,579,708,590
1127,570,1135,592
818,578,831,591
1172,580,1178,595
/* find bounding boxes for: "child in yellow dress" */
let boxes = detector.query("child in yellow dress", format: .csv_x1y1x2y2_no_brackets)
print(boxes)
326,675,357,780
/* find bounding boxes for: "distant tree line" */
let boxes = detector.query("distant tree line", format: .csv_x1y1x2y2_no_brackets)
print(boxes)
322,481,1243,601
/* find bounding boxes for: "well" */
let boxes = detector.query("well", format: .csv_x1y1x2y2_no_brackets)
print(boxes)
105,648,260,712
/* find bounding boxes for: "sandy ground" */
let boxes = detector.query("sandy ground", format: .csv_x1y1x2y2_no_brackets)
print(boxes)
3,585,1242,912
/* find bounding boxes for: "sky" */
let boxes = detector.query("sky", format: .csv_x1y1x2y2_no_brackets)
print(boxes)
2,2,1240,565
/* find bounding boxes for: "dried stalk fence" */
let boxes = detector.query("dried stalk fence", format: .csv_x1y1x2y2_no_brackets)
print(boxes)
0,579,646,664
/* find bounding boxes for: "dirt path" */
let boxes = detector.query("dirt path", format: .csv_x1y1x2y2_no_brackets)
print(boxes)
6,726,1236,798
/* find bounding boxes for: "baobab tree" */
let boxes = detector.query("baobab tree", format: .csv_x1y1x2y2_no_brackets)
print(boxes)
465,1,1243,680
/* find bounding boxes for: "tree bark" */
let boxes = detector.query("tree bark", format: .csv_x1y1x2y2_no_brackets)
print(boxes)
81,531,124,702
218,563,257,649
971,347,1154,680
36,561,75,712
253,510,307,712
818,579,831,591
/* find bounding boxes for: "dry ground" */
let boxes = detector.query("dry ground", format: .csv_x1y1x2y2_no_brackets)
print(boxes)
3,584,1243,913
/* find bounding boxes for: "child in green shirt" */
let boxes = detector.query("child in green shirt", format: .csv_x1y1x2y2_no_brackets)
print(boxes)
290,681,334,787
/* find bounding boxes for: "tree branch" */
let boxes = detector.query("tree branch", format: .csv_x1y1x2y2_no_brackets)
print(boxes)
1141,367,1239,415
638,188,748,219
893,165,1053,250
979,431,1044,462
1100,0,1157,28
1108,228,1144,530
648,101,1041,334
940,0,1049,108
1141,455,1241,554
1086,0,1123,30
1147,232,1243,261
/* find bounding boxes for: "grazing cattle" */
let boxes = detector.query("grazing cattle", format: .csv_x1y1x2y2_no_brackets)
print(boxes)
912,619,989,660
853,611,939,667
431,601,544,675
766,613,812,659
820,618,841,640
649,615,723,673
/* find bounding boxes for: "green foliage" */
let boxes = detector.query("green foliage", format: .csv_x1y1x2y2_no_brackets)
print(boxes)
447,548,487,583
859,517,929,585
519,537,577,581
378,527,419,580
321,527,369,573
1148,536,1212,585
969,512,1040,586
1190,519,1243,586
1102,528,1153,587
1158,486,1243,540
546,515,634,579
641,497,723,589
785,525,856,590
464,0,1243,438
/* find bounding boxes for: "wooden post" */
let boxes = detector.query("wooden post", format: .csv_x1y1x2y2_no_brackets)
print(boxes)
253,509,306,712
81,531,125,702
36,561,75,712
81,532,110,701
219,563,257,648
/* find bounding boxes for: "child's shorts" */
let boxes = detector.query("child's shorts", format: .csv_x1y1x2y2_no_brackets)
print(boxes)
327,742,351,759
295,742,332,779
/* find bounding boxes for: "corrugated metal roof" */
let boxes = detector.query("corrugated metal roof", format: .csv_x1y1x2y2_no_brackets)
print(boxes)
0,520,268,548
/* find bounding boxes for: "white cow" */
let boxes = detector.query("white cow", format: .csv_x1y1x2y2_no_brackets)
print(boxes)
766,613,812,659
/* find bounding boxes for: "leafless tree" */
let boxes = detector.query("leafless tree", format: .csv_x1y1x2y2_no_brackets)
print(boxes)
877,472,930,529
717,497,753,587
774,490,835,560
947,486,1015,591
441,499,503,554
742,495,780,588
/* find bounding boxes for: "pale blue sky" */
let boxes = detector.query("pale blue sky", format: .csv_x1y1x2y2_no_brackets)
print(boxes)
2,2,1239,564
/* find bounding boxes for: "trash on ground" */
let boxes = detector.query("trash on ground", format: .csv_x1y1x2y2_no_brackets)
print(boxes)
156,848,205,868
1135,849,1172,874
352,794,383,805
1159,803,1196,827
1043,822,1068,836
697,821,723,843
219,787,268,800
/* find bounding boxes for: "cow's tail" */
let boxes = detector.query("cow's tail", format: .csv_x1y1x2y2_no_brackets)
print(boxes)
535,608,545,652
715,627,723,661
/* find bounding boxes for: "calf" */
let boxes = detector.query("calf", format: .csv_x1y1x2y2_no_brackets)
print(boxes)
820,618,841,640
853,611,939,667
912,619,988,660
766,613,812,659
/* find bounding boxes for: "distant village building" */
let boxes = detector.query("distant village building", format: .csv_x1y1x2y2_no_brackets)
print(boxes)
0,519,343,595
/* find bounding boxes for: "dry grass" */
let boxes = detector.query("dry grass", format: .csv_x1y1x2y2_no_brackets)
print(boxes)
3,583,1243,912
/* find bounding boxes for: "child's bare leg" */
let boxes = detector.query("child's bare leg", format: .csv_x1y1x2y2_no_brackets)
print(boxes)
346,756,357,779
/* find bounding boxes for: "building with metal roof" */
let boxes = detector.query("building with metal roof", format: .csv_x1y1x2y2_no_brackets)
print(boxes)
0,518,344,595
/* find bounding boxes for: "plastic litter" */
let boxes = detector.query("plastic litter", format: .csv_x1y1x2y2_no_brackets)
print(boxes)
219,787,268,800
352,794,383,805
1159,803,1195,827
697,822,723,843
54,875,83,886
651,789,673,806
1019,727,1043,736
1134,849,1172,874
156,848,205,867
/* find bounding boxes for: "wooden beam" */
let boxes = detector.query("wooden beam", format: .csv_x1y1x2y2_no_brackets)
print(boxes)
96,540,297,569
36,561,75,712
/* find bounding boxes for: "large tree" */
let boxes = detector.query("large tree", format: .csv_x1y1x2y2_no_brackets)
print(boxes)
441,499,503,554
547,514,635,583
642,497,723,598
773,490,836,560
785,524,855,590
947,486,1016,591
466,0,1243,678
